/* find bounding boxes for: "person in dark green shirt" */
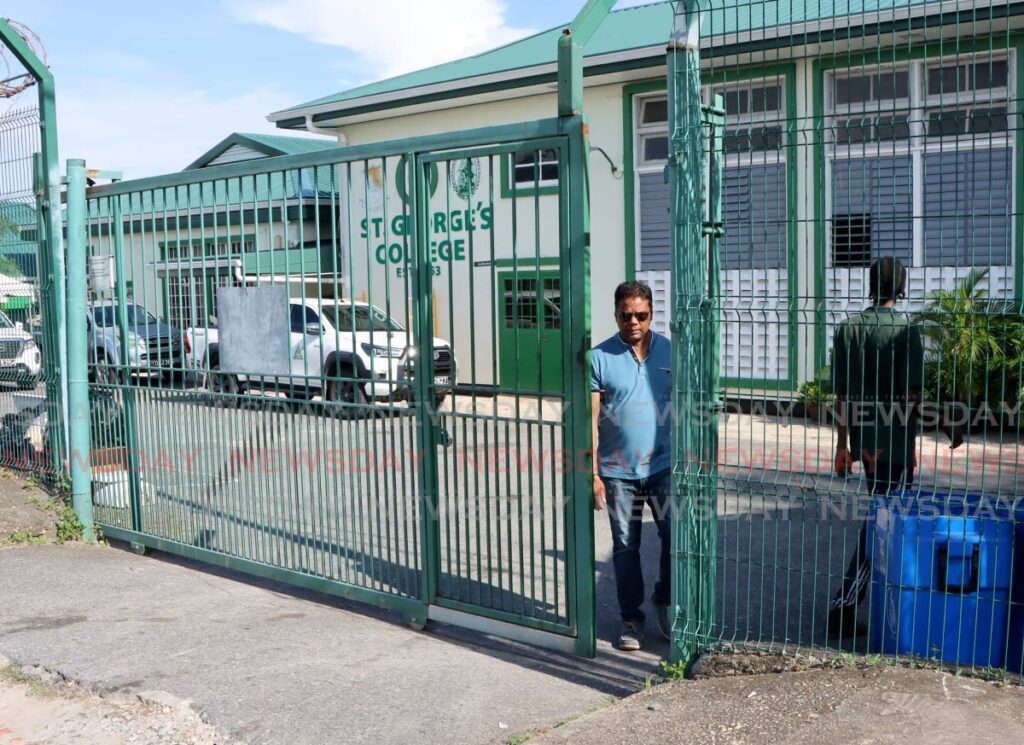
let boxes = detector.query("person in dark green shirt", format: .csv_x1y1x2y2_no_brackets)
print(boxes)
827,257,923,638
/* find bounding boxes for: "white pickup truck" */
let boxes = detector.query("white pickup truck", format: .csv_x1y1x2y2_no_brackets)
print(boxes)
186,298,456,409
0,309,41,389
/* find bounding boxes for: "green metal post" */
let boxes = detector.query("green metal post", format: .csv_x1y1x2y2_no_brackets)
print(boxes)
111,196,143,532
32,153,64,467
668,0,717,666
559,116,595,657
0,19,69,466
557,0,616,117
556,0,613,658
410,153,440,627
65,159,93,541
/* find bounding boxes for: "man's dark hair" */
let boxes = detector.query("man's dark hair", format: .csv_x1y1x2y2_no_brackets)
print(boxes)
868,257,907,301
614,281,653,309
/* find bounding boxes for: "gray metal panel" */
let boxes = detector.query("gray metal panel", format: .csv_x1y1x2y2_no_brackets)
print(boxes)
923,147,1012,266
830,155,913,265
639,171,671,271
218,285,291,376
722,164,787,270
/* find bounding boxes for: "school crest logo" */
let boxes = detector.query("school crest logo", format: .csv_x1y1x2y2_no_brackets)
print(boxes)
449,157,481,200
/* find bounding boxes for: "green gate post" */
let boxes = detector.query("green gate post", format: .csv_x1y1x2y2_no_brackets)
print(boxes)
65,159,93,541
0,19,69,471
411,151,440,629
558,0,614,659
32,153,65,467
668,0,717,666
110,195,144,532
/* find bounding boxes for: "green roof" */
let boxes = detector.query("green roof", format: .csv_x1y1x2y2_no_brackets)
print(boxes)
185,131,336,170
271,0,954,124
237,132,338,156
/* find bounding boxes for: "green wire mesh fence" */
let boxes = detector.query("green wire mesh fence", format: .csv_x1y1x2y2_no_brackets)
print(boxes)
669,0,1024,676
0,96,59,478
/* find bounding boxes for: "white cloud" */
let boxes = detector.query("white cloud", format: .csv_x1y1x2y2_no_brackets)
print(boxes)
229,0,536,80
56,81,318,178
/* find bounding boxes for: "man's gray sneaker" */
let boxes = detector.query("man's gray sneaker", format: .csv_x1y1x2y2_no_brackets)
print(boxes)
653,600,673,641
616,621,644,651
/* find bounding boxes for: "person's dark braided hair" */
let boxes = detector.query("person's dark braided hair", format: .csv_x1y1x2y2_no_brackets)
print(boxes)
868,257,907,302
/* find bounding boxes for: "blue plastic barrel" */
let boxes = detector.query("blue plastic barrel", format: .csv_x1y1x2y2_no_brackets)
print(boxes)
1007,501,1024,674
870,491,1013,668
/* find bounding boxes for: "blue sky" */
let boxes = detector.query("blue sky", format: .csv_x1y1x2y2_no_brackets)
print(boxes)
2,1,655,177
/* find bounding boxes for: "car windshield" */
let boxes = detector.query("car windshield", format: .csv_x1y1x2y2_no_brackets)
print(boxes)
92,304,158,328
0,311,12,329
321,304,403,333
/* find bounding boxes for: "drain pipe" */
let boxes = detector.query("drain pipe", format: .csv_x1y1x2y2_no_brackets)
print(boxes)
304,114,347,145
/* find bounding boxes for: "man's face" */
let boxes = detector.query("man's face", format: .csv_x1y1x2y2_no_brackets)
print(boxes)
615,296,652,345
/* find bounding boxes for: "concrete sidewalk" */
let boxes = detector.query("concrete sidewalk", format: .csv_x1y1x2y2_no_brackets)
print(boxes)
0,542,655,745
4,542,1024,744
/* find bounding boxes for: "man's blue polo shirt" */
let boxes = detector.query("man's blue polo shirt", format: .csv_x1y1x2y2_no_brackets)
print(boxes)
591,331,672,479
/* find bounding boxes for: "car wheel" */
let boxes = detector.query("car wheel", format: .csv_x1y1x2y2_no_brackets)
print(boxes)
325,367,367,419
207,361,241,408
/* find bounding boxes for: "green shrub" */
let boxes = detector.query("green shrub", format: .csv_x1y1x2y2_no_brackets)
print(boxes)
55,504,83,543
798,365,835,415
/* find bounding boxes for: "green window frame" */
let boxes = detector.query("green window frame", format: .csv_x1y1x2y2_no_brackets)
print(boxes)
622,64,799,391
812,34,1024,372
499,149,561,198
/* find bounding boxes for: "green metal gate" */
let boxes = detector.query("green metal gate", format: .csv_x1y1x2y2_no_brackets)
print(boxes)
67,118,596,655
414,133,593,645
60,0,617,658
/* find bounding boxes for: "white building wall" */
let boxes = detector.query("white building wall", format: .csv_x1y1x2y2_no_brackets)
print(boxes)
90,51,1018,390
87,219,320,328
338,83,627,352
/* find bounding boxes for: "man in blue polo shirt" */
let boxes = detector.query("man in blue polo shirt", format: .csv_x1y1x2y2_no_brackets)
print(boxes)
591,281,673,651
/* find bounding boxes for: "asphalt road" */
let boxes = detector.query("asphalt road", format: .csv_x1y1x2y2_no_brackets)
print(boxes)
81,383,887,654
13,378,1023,656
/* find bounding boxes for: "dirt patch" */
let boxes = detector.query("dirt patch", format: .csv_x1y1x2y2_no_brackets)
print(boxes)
688,645,825,678
0,470,58,545
689,644,1020,683
531,666,1024,744
0,655,244,745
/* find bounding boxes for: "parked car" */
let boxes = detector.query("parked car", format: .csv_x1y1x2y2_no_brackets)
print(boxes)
87,301,187,384
186,298,456,409
0,309,41,389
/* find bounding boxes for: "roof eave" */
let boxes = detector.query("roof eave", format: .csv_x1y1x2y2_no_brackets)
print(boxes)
268,44,665,127
270,0,1024,131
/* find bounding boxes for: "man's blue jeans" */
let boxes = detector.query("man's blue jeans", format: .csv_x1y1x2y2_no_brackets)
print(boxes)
602,468,672,623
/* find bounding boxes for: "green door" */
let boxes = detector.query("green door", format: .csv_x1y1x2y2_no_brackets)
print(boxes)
498,271,562,394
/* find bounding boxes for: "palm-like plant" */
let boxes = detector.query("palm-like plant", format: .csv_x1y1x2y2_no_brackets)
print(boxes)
916,268,1019,406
